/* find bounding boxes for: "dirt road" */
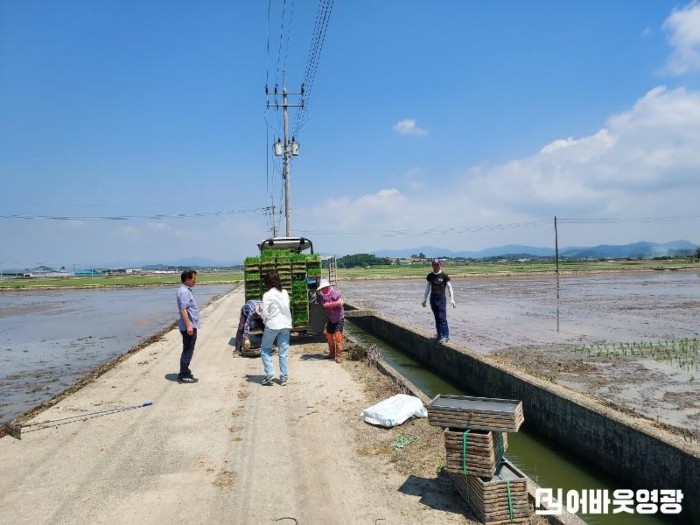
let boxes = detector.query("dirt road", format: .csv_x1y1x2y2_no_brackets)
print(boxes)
0,289,470,524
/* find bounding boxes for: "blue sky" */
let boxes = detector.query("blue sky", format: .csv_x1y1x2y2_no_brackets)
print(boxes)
2,1,700,268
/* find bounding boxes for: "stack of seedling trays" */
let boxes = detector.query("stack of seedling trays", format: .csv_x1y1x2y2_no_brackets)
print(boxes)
251,250,313,329
443,428,508,477
451,460,529,525
291,256,309,328
244,257,262,301
260,248,279,283
427,394,528,525
275,253,293,291
305,254,321,279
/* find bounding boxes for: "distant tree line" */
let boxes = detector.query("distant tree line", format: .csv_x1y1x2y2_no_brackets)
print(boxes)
336,253,393,268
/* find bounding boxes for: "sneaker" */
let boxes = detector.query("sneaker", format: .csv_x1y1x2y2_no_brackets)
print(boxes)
279,377,288,386
438,338,447,344
178,376,198,383
261,375,274,386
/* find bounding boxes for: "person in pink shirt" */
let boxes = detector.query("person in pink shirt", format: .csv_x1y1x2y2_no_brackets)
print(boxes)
317,278,345,363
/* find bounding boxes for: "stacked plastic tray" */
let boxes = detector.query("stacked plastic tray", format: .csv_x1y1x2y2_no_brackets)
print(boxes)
427,395,528,524
243,257,261,302
245,250,315,329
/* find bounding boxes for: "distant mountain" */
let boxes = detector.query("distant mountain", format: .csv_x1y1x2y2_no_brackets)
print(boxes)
561,240,697,259
106,257,236,269
375,240,697,260
94,240,697,269
375,244,555,258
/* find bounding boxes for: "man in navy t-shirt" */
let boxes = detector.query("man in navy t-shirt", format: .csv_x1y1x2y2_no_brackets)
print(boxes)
422,259,456,343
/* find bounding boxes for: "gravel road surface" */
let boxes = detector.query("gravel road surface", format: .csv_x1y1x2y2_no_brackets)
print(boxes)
0,288,472,525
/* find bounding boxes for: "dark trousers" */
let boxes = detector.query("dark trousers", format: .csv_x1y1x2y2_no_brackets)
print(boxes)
234,312,247,353
235,313,263,353
179,329,197,378
430,296,449,340
325,318,344,334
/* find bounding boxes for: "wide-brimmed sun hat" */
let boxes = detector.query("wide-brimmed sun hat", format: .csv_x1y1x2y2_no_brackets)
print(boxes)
317,278,331,291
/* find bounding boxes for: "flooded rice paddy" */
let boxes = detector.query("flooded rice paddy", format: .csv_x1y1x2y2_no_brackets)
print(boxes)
340,271,700,433
2,271,699,435
0,284,234,422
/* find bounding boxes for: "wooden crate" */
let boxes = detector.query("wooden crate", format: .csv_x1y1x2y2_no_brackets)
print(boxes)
428,395,524,432
444,428,508,477
451,461,529,524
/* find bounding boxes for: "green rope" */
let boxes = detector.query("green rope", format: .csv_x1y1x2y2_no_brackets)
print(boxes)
505,479,514,523
461,429,471,504
392,434,419,450
461,429,471,475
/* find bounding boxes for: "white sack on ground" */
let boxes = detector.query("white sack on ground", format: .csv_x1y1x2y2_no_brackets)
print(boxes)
360,394,427,428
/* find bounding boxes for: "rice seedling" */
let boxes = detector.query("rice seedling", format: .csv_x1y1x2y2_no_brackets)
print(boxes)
566,337,699,371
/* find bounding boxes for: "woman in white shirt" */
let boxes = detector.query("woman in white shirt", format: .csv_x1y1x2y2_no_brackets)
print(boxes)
260,271,293,385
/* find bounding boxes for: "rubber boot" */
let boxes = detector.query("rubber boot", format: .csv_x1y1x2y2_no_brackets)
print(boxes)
325,332,336,359
334,332,343,363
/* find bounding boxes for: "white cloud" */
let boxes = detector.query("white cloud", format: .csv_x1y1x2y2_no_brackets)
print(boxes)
115,226,142,239
466,87,700,207
393,119,428,136
403,166,427,190
300,86,700,255
662,1,700,74
145,222,172,232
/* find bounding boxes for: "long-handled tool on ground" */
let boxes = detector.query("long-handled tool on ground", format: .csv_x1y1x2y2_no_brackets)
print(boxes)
3,401,152,440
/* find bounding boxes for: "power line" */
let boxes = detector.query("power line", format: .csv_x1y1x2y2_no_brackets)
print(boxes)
0,207,270,221
265,0,272,86
558,214,700,224
297,219,551,237
295,214,700,238
292,0,334,138
275,0,287,87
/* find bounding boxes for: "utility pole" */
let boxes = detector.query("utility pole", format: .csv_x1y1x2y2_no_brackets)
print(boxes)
554,216,559,274
266,72,303,237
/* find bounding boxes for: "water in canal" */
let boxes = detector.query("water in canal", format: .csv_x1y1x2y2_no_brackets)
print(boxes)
345,323,678,525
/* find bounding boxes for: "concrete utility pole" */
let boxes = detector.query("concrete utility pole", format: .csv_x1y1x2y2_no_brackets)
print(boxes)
267,72,303,237
554,216,559,274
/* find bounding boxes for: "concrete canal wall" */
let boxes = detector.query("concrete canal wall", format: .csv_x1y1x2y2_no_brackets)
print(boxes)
346,306,700,523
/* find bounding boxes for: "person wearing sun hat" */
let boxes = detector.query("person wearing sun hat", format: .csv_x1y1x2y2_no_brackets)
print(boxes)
422,258,456,344
317,278,345,362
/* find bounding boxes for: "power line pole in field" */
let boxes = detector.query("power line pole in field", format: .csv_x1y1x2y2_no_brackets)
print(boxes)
554,216,559,274
267,72,303,236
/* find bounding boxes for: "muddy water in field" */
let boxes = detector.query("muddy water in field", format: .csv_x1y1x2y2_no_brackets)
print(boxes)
341,271,700,433
0,284,234,422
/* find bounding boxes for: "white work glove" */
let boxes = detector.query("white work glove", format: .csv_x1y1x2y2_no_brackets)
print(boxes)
451,300,456,308
243,339,251,351
421,301,426,308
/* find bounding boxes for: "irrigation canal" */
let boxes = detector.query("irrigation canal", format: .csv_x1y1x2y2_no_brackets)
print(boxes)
345,321,677,525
